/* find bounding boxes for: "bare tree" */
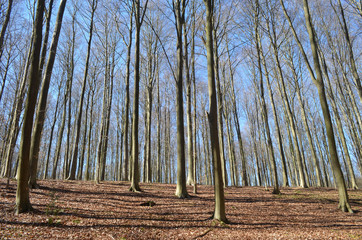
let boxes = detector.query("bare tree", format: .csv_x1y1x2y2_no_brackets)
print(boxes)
28,0,67,188
15,0,45,214
129,0,148,192
68,0,97,180
203,0,227,222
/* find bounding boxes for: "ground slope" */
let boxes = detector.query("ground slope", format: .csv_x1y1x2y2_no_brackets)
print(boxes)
1,179,361,239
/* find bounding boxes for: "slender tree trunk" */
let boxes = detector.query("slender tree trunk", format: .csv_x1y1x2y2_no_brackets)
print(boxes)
43,86,61,179
156,63,161,183
15,0,45,214
68,0,96,180
330,0,362,104
254,0,280,194
185,19,194,186
319,50,358,190
0,0,13,60
174,0,189,198
122,8,133,182
300,0,353,212
78,87,90,180
85,81,95,181
130,0,148,192
213,28,228,188
191,0,197,193
29,0,67,188
203,0,227,222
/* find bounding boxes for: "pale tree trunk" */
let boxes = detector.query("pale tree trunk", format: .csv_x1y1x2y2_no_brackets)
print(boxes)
2,58,29,179
223,105,237,186
156,62,161,183
263,11,291,187
144,30,156,183
191,0,197,193
43,83,61,179
1,32,34,179
330,0,362,104
225,38,247,187
254,0,280,194
173,0,189,198
270,36,306,188
245,100,261,186
185,17,194,186
318,50,358,190
283,46,323,187
51,70,70,179
129,0,148,192
101,51,114,181
78,86,90,180
68,0,97,180
203,0,227,222
16,0,45,214
63,14,75,179
213,27,228,188
29,0,67,188
286,0,353,212
202,108,212,185
121,5,133,182
85,75,96,181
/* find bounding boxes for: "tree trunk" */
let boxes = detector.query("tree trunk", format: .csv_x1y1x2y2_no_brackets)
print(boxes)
174,0,189,199
318,50,358,190
68,0,96,180
43,86,61,179
15,0,45,214
300,0,353,212
203,0,227,222
29,0,67,188
254,0,280,194
0,0,13,60
185,18,194,187
213,28,228,188
130,0,148,192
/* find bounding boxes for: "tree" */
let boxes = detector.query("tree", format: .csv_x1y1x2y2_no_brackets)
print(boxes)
281,0,353,212
28,0,67,189
68,0,97,180
129,0,148,192
15,0,45,214
0,0,13,60
203,0,227,223
115,0,134,182
254,0,280,194
173,0,189,198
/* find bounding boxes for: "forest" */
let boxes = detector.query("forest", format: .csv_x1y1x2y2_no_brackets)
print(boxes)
0,0,362,238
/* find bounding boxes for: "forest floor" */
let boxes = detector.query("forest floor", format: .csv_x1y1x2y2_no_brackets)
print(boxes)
1,179,362,239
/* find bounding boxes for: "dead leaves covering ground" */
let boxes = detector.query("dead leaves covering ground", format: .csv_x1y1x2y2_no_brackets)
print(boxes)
1,179,361,239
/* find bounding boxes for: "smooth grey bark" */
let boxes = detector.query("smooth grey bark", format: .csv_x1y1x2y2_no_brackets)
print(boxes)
288,0,353,212
185,17,195,186
120,4,133,182
68,0,97,180
130,0,148,192
43,84,61,179
213,27,228,188
254,0,280,194
173,0,189,198
203,0,227,222
318,49,359,190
